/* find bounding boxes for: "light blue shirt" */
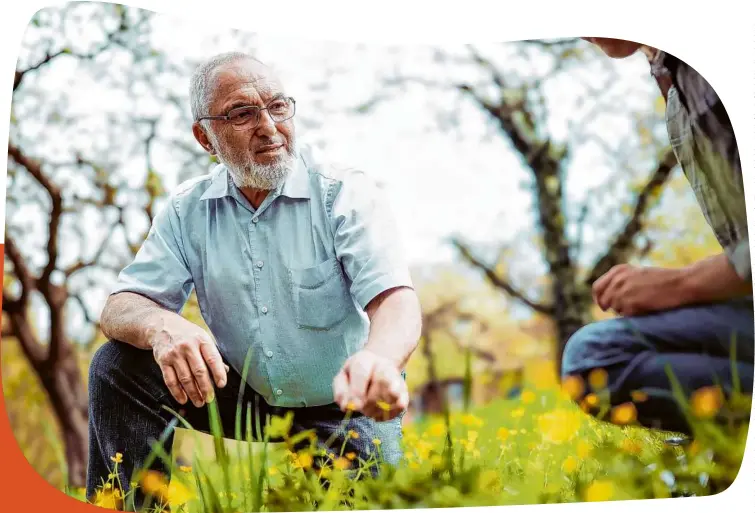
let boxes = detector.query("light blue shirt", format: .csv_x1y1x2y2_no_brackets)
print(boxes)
112,146,413,407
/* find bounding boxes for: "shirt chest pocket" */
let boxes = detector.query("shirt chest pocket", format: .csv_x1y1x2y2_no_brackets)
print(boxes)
288,257,353,330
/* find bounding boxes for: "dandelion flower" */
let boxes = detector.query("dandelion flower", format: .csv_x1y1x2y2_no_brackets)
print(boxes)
334,457,351,470
93,489,121,509
295,453,314,470
630,390,649,403
511,408,525,419
377,401,391,412
345,452,357,461
585,393,600,407
348,429,360,439
372,438,382,446
562,456,578,473
429,422,445,437
561,375,585,400
110,452,123,464
611,402,638,425
691,386,724,419
538,409,581,444
460,414,484,427
521,390,536,404
585,480,614,502
166,480,195,507
139,471,168,496
497,427,510,441
576,440,592,459
588,368,608,390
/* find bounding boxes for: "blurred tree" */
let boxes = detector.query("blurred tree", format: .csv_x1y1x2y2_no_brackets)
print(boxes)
3,2,256,487
353,39,683,368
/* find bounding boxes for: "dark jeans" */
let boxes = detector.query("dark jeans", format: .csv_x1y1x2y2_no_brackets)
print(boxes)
561,298,754,434
86,340,403,504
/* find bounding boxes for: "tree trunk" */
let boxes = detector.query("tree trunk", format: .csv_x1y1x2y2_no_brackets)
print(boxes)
39,348,89,488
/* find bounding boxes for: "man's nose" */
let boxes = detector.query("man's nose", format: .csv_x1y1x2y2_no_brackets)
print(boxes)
255,109,277,137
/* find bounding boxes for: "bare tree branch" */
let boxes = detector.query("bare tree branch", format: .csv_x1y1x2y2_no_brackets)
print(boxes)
585,148,678,284
452,238,554,315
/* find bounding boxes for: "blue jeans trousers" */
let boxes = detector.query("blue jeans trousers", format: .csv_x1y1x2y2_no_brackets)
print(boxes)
86,340,403,505
561,298,754,434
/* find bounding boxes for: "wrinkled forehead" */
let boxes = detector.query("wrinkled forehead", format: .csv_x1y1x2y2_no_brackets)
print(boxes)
208,59,285,111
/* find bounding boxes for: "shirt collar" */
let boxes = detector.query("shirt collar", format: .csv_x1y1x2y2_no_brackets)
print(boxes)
199,152,311,202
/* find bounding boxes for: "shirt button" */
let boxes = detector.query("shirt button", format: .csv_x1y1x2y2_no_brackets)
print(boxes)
266,350,273,358
275,389,283,396
256,261,264,268
252,217,259,223
261,306,268,314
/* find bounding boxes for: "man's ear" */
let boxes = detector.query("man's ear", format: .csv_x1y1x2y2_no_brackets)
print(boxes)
192,122,215,155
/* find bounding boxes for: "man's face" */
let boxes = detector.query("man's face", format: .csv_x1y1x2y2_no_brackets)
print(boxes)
582,37,644,58
199,59,297,190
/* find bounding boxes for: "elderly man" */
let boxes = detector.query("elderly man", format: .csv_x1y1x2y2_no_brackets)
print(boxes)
562,38,752,436
86,52,421,502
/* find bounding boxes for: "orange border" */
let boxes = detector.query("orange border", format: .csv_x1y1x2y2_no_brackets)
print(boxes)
0,244,99,511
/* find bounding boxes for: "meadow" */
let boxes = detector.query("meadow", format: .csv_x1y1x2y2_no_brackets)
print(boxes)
77,364,751,512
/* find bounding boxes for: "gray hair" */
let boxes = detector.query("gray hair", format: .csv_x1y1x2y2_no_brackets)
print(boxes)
189,52,264,125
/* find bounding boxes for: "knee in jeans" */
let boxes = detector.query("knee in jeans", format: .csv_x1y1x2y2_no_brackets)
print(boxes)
561,322,608,377
88,340,127,390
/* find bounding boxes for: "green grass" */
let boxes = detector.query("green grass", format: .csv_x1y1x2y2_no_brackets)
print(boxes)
78,380,751,511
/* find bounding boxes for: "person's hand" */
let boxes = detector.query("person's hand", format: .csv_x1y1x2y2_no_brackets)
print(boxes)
593,264,688,317
149,315,229,408
332,349,409,421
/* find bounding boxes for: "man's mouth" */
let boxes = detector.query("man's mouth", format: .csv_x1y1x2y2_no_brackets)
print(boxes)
256,144,283,155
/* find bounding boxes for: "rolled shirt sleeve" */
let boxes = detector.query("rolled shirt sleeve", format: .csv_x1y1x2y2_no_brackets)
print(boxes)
110,195,194,313
329,170,414,309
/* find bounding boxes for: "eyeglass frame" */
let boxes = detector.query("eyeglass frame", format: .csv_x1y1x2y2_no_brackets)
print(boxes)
196,96,296,130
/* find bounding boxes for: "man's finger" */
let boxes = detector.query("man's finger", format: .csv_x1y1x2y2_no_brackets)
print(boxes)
174,359,204,407
199,340,228,389
161,365,187,405
186,346,215,402
593,266,621,308
347,356,374,409
332,370,350,410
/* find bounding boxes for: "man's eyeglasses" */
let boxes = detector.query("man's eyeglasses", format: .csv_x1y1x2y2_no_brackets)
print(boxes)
197,97,296,131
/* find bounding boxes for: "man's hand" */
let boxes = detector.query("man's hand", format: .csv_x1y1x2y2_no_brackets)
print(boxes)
332,349,409,421
149,315,229,408
592,264,688,317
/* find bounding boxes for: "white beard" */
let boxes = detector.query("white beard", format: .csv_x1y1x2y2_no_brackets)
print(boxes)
220,142,297,191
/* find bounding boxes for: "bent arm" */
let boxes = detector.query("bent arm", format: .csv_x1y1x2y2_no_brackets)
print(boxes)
680,252,752,304
100,292,184,350
363,286,422,371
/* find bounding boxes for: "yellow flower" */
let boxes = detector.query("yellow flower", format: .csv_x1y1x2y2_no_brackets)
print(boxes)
268,466,279,476
585,480,614,502
166,479,195,507
429,422,445,437
511,408,525,419
521,390,536,404
139,471,168,496
110,452,123,464
610,402,638,425
409,461,420,470
377,401,391,412
538,409,581,444
561,375,585,400
267,411,294,438
372,438,382,446
630,390,649,403
621,438,642,455
576,440,591,459
496,427,510,441
295,453,314,470
691,386,723,419
467,430,479,443
345,452,357,461
562,456,578,473
346,401,357,411
334,457,351,470
348,429,360,439
179,465,192,473
584,393,599,407
588,368,608,390
93,489,121,509
460,414,484,427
